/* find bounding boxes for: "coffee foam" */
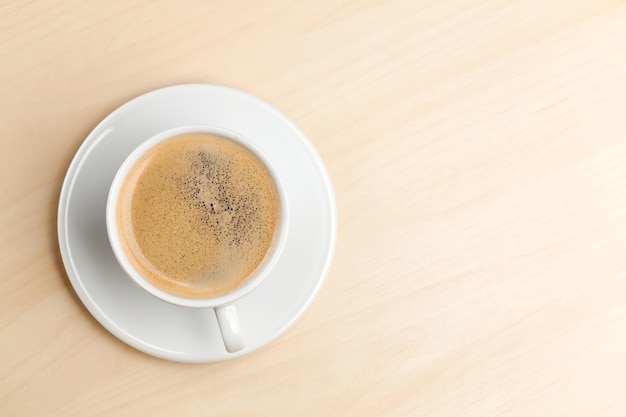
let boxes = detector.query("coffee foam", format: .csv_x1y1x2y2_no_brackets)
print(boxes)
116,133,280,299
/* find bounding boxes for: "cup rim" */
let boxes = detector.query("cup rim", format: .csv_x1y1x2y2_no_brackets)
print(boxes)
106,125,289,308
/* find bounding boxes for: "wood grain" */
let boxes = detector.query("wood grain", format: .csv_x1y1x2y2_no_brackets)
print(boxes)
2,1,626,415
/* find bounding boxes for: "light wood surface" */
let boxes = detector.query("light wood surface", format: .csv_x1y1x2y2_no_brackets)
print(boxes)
3,1,626,415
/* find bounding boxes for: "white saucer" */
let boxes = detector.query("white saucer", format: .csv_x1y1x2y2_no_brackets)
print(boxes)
57,84,337,362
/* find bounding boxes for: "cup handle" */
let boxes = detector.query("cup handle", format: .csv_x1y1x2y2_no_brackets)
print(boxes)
214,304,245,353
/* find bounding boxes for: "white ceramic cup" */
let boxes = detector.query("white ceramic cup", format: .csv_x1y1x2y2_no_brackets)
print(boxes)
106,125,289,353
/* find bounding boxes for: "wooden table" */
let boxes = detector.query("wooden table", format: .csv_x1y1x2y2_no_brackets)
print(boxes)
3,1,626,415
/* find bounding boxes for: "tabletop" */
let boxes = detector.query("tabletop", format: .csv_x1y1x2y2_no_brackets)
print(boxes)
2,1,626,415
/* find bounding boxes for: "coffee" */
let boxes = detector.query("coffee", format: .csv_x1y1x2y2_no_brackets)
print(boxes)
116,133,280,299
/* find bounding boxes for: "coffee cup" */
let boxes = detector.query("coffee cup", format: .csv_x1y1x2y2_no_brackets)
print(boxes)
106,125,289,353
